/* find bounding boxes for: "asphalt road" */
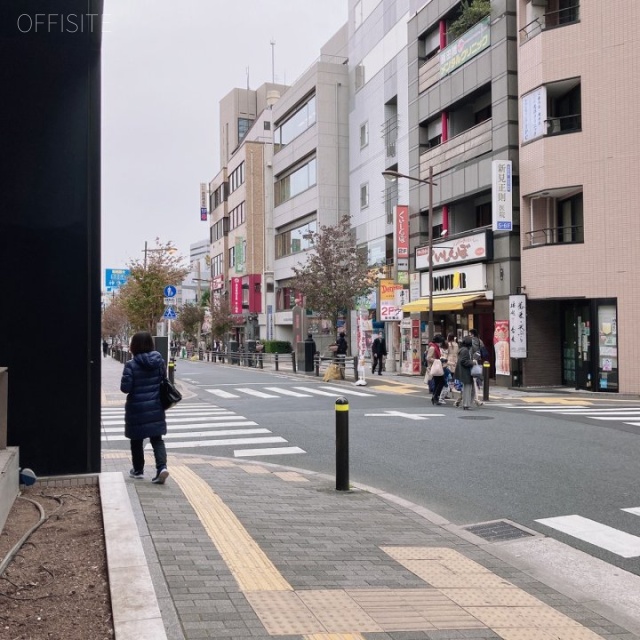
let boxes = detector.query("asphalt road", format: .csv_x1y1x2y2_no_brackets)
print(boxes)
102,358,640,576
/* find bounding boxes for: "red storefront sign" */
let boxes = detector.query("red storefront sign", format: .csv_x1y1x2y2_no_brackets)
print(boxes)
231,277,242,314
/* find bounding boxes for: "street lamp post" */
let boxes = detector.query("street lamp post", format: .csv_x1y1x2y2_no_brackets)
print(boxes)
382,168,437,341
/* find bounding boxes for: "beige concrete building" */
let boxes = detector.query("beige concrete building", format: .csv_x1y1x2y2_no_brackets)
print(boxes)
517,0,640,392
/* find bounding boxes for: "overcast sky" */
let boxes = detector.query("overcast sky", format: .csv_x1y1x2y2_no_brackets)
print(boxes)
101,0,348,281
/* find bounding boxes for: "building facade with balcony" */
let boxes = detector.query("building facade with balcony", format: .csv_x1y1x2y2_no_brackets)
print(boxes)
517,0,639,393
404,0,521,384
208,84,285,346
270,28,350,345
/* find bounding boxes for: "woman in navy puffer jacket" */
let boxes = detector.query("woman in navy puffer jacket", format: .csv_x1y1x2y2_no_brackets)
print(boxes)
120,331,170,484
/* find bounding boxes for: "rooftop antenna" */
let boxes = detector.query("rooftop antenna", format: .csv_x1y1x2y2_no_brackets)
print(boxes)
246,66,250,90
270,39,275,83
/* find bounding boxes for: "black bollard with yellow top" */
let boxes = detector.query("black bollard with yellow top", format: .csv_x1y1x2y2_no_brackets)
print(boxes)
483,361,490,402
335,396,349,491
168,358,176,384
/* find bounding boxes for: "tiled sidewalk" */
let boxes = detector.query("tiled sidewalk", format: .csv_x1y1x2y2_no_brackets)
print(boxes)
101,356,640,639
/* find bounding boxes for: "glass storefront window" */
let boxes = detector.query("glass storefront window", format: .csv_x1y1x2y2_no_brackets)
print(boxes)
597,304,618,391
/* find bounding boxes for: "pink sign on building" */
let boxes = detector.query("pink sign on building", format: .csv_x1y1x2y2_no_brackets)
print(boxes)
231,277,242,314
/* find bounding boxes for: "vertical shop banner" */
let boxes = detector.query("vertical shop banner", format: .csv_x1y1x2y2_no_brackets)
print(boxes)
492,160,512,231
395,205,409,259
231,277,242,314
508,294,527,358
200,183,208,221
494,320,510,376
235,237,244,273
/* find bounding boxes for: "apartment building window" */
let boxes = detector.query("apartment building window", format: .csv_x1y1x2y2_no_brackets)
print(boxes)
418,26,440,63
520,0,580,42
211,253,223,277
476,202,492,228
360,121,369,148
384,180,399,225
546,78,581,136
238,118,253,142
360,183,369,209
557,193,583,244
211,183,226,209
419,116,442,154
229,202,245,230
525,189,583,246
274,156,317,206
274,94,316,152
382,105,398,158
229,162,244,193
228,246,235,268
211,218,228,242
275,219,317,258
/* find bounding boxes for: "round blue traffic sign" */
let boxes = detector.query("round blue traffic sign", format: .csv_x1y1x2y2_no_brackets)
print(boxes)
164,285,177,297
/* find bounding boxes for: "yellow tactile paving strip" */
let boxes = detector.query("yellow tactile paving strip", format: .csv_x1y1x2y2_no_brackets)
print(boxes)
170,464,292,593
167,463,607,638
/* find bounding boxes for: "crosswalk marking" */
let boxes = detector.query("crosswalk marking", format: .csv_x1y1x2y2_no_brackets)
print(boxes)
319,385,375,397
235,446,306,457
263,387,311,397
536,515,640,558
101,404,305,458
206,389,239,398
235,387,279,398
166,436,287,449
102,421,258,435
103,428,270,442
622,507,640,517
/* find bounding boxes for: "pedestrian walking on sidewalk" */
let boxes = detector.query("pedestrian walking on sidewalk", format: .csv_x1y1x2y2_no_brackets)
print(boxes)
102,339,109,358
120,331,170,484
371,332,387,375
454,336,476,410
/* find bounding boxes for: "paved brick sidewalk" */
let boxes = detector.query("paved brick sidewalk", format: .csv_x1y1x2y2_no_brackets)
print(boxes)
101,356,640,639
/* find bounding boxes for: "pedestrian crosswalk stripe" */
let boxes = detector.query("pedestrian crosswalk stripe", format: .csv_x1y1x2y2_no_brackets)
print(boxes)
235,446,306,457
263,387,311,397
235,387,279,398
102,420,259,434
530,407,640,414
102,414,239,426
102,428,270,442
165,436,287,449
206,389,239,398
536,515,640,558
622,507,640,517
319,385,374,397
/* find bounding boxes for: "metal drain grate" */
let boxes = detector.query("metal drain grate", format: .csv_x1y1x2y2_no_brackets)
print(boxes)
464,520,534,542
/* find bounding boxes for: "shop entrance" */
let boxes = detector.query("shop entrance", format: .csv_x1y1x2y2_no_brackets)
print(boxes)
562,299,618,391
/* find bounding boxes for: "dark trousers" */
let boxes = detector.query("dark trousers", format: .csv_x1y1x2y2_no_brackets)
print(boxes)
431,375,445,402
130,435,167,472
372,354,384,374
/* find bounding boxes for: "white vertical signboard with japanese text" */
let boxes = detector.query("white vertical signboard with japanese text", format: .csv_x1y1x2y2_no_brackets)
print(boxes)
492,160,513,231
508,294,527,359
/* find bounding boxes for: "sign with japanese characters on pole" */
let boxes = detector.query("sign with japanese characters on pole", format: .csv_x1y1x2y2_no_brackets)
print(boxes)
508,294,527,358
492,160,512,231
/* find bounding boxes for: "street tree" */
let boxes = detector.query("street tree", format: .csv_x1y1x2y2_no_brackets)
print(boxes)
179,302,205,341
292,214,375,338
102,296,129,341
118,239,189,333
209,296,234,344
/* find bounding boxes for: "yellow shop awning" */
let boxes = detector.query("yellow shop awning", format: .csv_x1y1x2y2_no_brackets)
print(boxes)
402,293,484,313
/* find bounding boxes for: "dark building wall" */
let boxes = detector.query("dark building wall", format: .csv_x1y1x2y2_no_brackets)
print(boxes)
0,1,103,475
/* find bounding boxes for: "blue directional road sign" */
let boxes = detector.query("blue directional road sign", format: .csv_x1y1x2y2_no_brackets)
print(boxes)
164,285,177,298
163,307,177,320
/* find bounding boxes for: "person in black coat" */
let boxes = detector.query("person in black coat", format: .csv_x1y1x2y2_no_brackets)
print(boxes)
454,336,476,410
371,333,387,375
120,331,170,484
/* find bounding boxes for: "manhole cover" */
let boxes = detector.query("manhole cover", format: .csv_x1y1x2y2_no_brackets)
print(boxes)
464,520,534,542
458,415,493,420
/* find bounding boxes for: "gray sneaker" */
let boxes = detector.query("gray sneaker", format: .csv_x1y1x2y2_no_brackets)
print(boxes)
129,468,144,479
152,467,169,484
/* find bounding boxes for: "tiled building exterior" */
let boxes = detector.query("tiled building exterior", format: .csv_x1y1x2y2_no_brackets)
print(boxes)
517,0,639,393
